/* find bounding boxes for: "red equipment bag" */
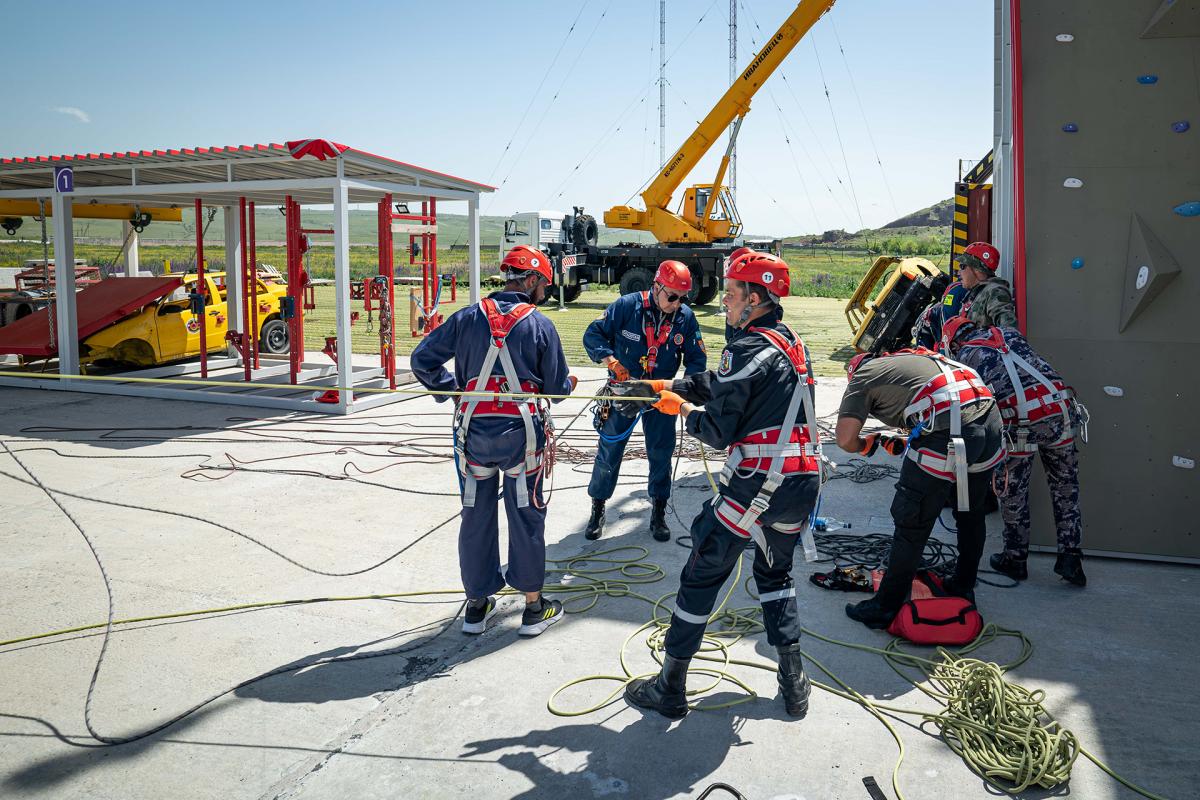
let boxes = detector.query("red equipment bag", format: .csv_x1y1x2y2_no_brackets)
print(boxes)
887,596,983,646
875,570,984,646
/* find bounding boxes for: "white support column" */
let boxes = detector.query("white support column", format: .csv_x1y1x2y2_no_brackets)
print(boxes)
121,221,140,277
223,206,244,359
468,193,481,304
51,193,79,375
332,178,353,411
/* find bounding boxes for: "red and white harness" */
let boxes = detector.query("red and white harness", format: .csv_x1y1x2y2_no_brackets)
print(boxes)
639,290,674,375
901,349,1004,511
712,324,822,564
455,298,545,509
963,328,1087,456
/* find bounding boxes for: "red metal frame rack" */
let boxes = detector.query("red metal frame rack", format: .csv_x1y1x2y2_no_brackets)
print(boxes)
377,194,398,389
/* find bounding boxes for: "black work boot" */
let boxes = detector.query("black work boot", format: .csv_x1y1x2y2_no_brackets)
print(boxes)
624,654,690,719
989,551,1028,581
845,597,897,630
1054,548,1087,587
776,643,811,718
649,498,670,542
584,499,606,540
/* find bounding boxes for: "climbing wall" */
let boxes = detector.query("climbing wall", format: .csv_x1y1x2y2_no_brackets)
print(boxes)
1020,0,1200,559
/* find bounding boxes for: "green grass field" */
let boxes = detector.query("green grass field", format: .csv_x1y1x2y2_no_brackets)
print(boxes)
302,285,858,378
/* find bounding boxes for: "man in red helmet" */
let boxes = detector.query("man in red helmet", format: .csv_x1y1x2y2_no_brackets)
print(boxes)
411,245,578,637
623,252,820,721
581,259,708,542
835,343,1004,629
913,241,1016,348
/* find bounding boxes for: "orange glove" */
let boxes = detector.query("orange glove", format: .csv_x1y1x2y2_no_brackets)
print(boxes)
646,379,669,392
858,433,881,457
606,358,630,382
653,390,686,416
567,375,578,392
879,433,907,456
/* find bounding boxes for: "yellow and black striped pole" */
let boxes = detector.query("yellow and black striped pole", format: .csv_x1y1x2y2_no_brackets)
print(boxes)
950,151,995,277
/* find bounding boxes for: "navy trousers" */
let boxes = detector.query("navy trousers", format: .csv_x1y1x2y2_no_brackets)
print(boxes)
588,407,677,501
664,477,819,660
457,419,546,599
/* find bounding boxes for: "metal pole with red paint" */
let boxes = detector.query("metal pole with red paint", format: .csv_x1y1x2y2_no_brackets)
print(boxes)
195,198,208,379
238,196,251,381
249,201,259,368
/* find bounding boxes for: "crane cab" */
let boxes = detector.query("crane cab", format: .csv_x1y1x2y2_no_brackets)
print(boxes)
682,183,742,242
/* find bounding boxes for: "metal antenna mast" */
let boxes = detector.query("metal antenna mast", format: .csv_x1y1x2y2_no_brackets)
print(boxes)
659,0,667,167
729,0,737,200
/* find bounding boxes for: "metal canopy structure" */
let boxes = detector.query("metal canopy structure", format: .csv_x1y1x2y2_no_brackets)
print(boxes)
0,139,494,414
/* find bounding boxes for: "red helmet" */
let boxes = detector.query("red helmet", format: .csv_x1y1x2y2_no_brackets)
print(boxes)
940,314,977,354
727,246,756,263
501,245,552,282
957,241,1000,272
846,352,873,381
654,260,692,293
725,252,790,301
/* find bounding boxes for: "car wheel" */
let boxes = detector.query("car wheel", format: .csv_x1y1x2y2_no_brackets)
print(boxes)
259,319,290,354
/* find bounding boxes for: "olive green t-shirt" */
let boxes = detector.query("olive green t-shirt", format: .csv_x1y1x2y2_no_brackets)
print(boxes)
839,353,992,431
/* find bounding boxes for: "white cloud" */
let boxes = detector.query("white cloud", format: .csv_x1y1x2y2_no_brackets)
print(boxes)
53,106,91,123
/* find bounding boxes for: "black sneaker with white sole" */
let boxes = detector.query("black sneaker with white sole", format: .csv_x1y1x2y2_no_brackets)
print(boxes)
462,596,498,635
518,598,563,637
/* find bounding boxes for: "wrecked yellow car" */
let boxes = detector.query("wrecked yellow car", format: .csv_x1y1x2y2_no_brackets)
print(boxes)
80,272,290,367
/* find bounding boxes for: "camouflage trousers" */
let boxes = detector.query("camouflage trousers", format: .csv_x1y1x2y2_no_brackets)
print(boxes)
997,418,1082,556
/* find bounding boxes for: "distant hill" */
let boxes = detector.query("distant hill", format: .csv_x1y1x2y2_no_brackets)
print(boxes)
879,198,954,229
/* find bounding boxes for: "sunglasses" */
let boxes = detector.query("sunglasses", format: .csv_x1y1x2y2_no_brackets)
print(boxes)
657,285,683,303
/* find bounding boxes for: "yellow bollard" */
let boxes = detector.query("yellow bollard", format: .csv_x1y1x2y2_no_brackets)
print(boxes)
164,258,171,274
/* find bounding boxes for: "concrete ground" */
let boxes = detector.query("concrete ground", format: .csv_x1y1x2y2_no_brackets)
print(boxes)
0,365,1194,800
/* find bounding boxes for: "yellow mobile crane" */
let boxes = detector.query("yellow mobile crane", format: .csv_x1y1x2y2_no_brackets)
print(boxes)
500,0,836,305
604,0,837,244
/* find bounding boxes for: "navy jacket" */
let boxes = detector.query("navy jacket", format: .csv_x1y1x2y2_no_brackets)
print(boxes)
671,308,818,511
411,291,573,405
582,291,707,380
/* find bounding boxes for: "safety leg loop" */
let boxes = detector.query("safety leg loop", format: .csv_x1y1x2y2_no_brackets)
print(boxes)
496,345,537,509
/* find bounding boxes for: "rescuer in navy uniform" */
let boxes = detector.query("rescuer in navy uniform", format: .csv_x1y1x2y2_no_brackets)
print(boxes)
412,245,577,637
622,252,819,720
581,260,707,542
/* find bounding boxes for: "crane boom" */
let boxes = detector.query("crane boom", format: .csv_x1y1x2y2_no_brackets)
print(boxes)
604,0,836,244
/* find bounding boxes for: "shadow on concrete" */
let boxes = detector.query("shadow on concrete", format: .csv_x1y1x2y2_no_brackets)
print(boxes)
459,704,780,799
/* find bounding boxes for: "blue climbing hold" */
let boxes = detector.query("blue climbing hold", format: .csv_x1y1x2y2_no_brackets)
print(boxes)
1137,75,1158,85
1071,258,1085,270
1172,121,1190,133
1174,201,1200,217
1062,123,1079,133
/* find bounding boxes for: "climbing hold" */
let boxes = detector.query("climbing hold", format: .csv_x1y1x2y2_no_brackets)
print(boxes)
1071,258,1085,270
1137,75,1159,85
1172,121,1190,133
1173,201,1200,217
1055,34,1074,42
1063,178,1084,189
1062,123,1079,133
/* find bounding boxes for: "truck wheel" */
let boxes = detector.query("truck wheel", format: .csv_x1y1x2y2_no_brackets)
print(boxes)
259,319,290,354
619,267,654,296
693,282,720,306
562,285,582,302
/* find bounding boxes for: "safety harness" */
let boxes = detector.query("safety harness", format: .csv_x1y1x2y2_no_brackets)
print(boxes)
712,324,822,564
962,328,1088,456
638,291,674,376
454,298,543,509
901,349,1003,511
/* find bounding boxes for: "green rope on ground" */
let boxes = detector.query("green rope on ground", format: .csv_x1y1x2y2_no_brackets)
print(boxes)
0,544,1171,800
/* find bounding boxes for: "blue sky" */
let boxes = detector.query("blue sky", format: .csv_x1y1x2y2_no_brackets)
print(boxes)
3,0,994,236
